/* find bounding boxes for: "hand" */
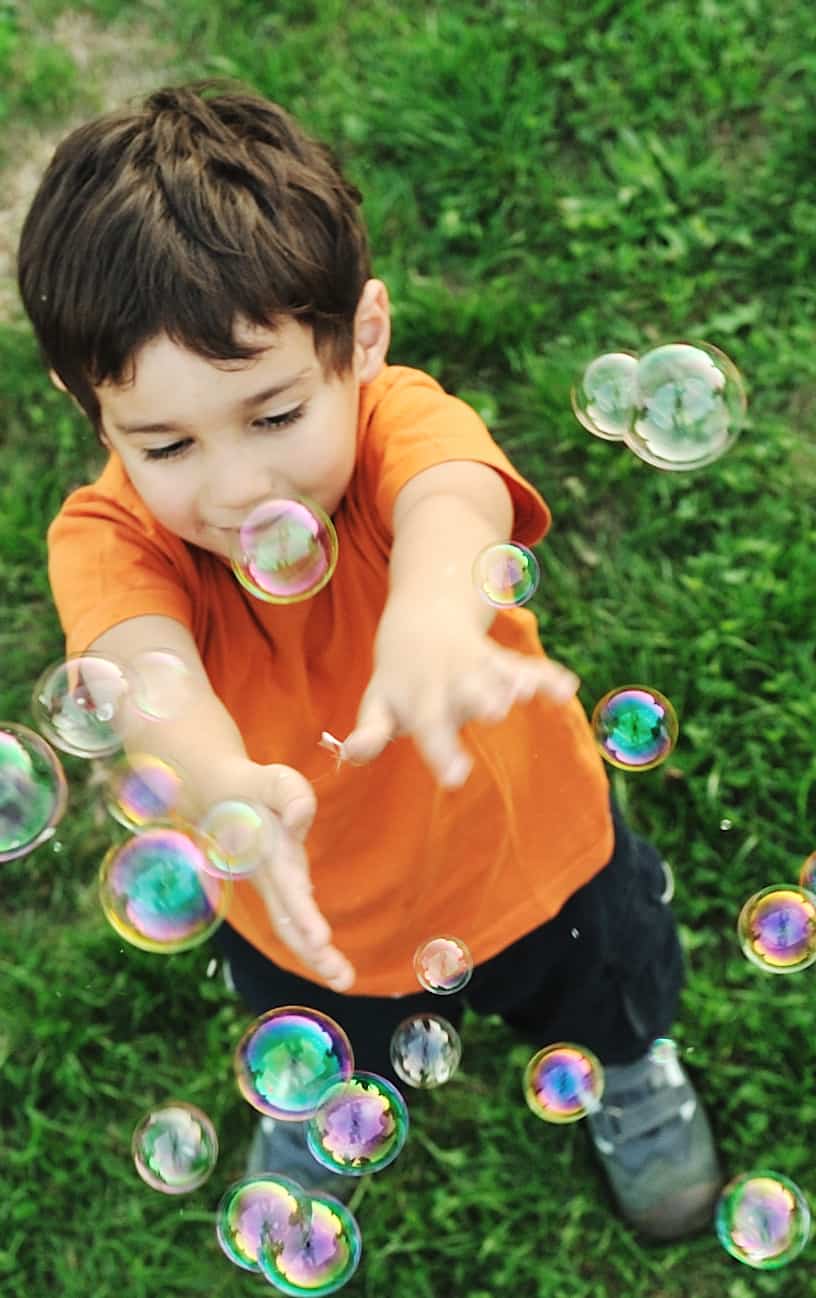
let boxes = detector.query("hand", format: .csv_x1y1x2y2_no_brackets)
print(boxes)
343,610,580,788
207,760,355,992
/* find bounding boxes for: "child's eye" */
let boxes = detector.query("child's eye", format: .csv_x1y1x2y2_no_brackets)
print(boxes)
142,405,306,461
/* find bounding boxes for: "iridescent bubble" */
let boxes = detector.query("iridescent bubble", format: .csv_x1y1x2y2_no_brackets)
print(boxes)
103,752,185,831
624,341,746,471
98,823,231,953
413,936,473,995
716,1170,812,1269
131,649,192,721
571,352,639,441
230,498,338,604
389,1013,462,1089
216,1174,311,1273
473,542,540,609
523,1042,604,1123
799,852,816,893
0,723,68,862
234,1007,354,1121
31,654,132,758
132,1101,218,1194
306,1071,409,1175
737,886,816,973
257,1191,362,1296
198,799,277,879
591,685,679,771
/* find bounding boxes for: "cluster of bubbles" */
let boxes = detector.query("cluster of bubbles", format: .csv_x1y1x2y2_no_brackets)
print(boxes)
6,372,816,1274
571,340,747,471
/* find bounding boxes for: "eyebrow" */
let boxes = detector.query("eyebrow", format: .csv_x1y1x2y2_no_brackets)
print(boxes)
113,368,312,435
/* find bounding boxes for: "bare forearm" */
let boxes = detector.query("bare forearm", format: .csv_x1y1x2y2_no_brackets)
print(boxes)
385,489,513,634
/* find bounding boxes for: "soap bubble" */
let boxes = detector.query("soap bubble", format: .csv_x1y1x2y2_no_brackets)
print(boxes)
32,654,132,758
216,1174,311,1272
132,1101,218,1194
230,497,338,603
473,542,539,608
591,685,678,771
234,1007,354,1120
98,823,231,952
799,852,816,893
737,885,816,973
258,1191,362,1296
523,1042,604,1123
413,936,473,995
131,649,192,721
198,798,277,879
0,723,68,862
625,341,746,471
103,752,185,831
571,352,639,441
390,1013,462,1089
306,1071,409,1175
716,1170,812,1269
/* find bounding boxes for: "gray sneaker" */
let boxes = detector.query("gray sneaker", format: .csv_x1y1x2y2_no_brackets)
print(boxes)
246,1116,355,1201
585,1039,725,1241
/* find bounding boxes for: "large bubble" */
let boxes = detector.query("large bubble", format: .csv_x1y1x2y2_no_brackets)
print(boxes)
257,1191,362,1296
131,1101,218,1194
32,654,132,758
234,1007,354,1121
716,1170,812,1269
737,885,816,973
0,722,68,861
306,1071,410,1175
98,823,231,952
230,498,338,603
216,1174,311,1272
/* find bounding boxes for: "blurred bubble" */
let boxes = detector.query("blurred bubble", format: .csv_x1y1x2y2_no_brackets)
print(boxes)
625,341,746,471
99,823,231,953
523,1042,604,1123
473,542,539,609
591,685,678,771
234,1007,354,1120
716,1170,812,1269
257,1191,362,1295
413,936,473,995
131,649,192,721
32,654,132,758
571,352,639,441
737,885,816,973
198,799,277,879
216,1174,310,1272
306,1071,409,1175
103,752,186,831
132,1101,218,1194
390,1013,462,1089
0,723,68,862
230,498,338,603
799,852,816,893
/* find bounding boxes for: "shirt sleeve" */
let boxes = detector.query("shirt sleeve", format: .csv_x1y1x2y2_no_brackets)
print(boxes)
357,367,552,544
47,456,197,658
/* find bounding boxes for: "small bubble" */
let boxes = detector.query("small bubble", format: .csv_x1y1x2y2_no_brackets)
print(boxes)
720,818,734,831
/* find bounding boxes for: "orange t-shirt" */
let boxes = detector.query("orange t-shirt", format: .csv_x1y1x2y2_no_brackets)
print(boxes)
47,364,613,995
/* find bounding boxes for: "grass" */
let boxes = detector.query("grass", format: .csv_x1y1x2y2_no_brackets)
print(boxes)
2,0,816,1294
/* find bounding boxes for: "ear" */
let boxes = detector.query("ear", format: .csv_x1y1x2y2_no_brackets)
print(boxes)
49,368,68,393
353,279,391,383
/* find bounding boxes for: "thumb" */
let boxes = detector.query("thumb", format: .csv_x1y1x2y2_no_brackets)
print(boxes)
258,763,317,841
343,688,397,765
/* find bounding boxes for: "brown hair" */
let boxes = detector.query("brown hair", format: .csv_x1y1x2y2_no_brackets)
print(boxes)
16,78,371,442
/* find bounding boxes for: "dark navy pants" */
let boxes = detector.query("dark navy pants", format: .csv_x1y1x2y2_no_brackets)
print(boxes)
212,797,685,1085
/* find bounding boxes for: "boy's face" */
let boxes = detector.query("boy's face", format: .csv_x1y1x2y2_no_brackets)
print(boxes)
85,280,389,561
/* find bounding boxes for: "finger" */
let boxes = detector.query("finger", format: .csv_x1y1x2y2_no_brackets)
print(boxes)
260,764,317,839
343,691,398,765
412,693,473,788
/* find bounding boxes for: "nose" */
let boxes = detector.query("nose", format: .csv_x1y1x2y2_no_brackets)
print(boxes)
201,450,291,525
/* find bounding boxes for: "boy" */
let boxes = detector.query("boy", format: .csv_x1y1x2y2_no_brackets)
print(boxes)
17,78,723,1240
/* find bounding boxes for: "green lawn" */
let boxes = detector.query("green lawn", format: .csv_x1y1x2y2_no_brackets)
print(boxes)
2,1,816,1295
